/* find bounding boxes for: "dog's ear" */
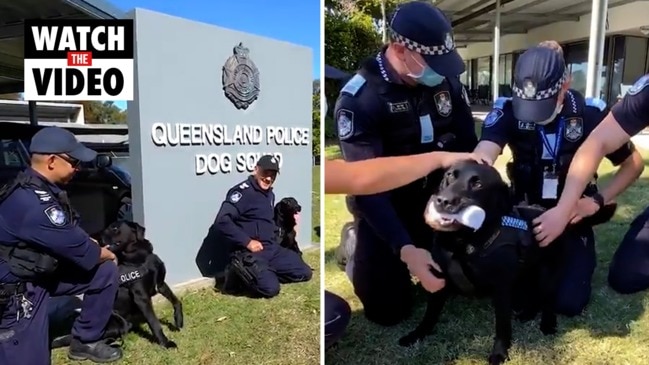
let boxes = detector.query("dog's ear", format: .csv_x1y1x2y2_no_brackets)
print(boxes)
134,223,146,241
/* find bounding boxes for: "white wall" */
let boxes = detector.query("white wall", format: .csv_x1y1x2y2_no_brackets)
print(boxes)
458,1,649,60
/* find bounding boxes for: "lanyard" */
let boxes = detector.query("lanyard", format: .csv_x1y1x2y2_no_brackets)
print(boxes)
538,118,564,168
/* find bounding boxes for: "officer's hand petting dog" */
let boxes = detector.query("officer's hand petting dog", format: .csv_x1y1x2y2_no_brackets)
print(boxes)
568,197,602,225
400,244,445,293
247,239,264,252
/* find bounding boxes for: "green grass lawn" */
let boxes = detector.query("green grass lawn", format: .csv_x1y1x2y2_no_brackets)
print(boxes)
324,139,649,365
53,166,322,365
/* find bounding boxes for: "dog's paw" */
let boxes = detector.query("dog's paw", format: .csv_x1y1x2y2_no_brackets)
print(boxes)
514,309,538,323
164,340,177,349
398,332,421,347
488,353,507,365
540,319,557,335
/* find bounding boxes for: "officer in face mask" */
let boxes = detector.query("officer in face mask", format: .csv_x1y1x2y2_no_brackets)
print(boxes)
333,0,478,326
473,45,643,317
0,127,121,364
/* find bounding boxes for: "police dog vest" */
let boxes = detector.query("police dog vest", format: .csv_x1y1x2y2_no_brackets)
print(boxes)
118,265,147,286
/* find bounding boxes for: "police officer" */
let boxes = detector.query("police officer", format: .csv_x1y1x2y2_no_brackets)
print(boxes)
214,155,312,298
334,0,478,326
536,73,649,294
473,45,644,316
0,127,121,364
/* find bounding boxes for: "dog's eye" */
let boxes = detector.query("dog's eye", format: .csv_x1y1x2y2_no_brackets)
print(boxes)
469,177,482,190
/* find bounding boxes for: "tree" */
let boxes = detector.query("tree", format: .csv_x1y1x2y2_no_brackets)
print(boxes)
64,100,127,124
312,91,321,157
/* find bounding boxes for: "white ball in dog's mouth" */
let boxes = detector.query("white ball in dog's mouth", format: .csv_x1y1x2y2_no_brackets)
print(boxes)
424,199,486,231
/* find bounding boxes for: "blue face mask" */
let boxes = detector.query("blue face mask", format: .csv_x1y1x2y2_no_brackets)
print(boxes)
405,54,445,87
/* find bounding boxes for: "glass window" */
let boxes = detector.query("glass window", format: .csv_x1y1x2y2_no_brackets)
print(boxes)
610,36,626,102
0,140,26,168
498,54,513,97
476,56,491,101
623,36,648,85
564,41,589,96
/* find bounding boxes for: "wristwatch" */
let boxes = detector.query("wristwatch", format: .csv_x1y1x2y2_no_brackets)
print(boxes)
591,193,605,208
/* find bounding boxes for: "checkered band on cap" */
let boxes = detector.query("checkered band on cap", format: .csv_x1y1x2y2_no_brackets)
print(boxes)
512,70,569,100
389,29,455,56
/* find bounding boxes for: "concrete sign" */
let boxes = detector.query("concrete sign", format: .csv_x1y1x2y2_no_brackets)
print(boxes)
126,9,313,286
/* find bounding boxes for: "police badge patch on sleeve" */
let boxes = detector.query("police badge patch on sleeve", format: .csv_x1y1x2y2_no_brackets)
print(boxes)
44,206,67,226
484,109,503,128
337,109,354,140
628,74,649,96
230,191,242,203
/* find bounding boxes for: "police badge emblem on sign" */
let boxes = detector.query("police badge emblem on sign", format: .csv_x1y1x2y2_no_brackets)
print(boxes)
222,42,260,110
44,206,67,226
337,109,354,140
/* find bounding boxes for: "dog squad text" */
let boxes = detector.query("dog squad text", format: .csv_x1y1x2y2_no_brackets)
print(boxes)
23,19,134,101
149,123,311,175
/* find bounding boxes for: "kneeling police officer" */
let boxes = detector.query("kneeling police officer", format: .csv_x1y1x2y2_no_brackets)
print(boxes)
473,44,643,316
0,127,121,364
214,155,312,298
334,1,478,326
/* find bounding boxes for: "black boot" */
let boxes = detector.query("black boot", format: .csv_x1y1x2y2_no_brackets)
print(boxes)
68,338,122,363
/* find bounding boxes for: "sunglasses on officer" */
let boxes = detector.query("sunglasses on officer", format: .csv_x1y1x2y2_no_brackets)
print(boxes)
55,154,81,169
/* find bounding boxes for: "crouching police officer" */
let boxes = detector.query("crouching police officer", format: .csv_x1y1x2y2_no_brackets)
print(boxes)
334,1,478,326
214,155,312,298
535,73,649,294
0,127,121,364
473,45,643,316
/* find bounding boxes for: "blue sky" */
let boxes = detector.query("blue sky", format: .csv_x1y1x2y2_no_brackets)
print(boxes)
108,0,321,109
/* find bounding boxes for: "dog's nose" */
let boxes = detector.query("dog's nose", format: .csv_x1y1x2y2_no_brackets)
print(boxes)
435,195,460,211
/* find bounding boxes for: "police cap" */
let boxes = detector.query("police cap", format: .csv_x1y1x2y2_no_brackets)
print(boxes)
388,1,464,77
30,126,97,162
256,155,280,172
512,46,568,123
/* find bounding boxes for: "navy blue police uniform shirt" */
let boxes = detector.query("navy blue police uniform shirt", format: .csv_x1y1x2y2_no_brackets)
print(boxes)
334,50,478,252
611,73,649,136
215,175,276,248
481,89,634,204
0,168,101,283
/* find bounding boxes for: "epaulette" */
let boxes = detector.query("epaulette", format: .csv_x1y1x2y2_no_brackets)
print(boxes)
340,74,367,97
584,97,607,112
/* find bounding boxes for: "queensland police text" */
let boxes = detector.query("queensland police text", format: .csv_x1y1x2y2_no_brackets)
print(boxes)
150,123,311,175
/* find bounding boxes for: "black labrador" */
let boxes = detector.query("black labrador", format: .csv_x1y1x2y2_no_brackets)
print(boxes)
274,197,302,254
399,160,564,365
50,220,184,349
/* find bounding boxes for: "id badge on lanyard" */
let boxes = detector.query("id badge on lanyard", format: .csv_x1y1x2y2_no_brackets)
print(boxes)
539,120,564,199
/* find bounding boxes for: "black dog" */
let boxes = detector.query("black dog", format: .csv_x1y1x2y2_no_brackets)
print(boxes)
399,160,564,365
274,197,302,254
100,220,184,348
50,221,184,349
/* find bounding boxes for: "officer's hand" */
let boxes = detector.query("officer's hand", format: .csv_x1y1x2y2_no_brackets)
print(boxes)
436,152,491,169
400,245,445,293
247,240,264,252
569,197,601,225
99,247,116,263
533,206,571,247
